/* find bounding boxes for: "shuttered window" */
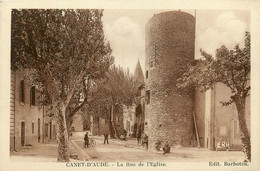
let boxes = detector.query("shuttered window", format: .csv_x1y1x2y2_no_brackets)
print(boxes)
146,90,150,104
30,86,36,106
20,80,25,103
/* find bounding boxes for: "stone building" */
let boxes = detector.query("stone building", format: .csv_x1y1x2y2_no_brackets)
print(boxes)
145,11,195,149
123,60,146,137
10,69,56,152
133,60,145,137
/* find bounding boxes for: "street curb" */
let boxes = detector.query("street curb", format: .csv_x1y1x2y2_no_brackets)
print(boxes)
70,140,90,161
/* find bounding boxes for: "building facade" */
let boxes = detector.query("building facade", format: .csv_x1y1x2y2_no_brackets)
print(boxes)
195,83,250,150
123,60,146,137
10,69,56,152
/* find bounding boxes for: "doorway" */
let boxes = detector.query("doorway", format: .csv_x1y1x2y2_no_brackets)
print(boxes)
45,123,48,138
38,119,41,142
50,120,52,140
21,122,25,146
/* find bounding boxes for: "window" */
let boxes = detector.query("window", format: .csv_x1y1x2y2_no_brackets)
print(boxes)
32,123,34,134
20,80,25,103
146,70,148,79
146,90,150,104
30,86,36,106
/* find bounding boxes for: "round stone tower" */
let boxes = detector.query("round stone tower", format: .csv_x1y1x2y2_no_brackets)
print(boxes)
145,11,195,149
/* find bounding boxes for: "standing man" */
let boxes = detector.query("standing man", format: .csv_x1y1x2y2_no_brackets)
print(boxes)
104,131,109,144
84,132,89,148
137,129,141,145
142,134,148,149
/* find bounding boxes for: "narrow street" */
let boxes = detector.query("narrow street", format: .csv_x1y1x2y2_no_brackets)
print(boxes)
70,132,245,162
72,136,164,162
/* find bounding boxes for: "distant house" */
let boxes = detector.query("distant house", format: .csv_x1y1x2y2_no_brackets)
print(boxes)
70,114,84,132
10,69,56,152
70,113,90,132
90,104,124,137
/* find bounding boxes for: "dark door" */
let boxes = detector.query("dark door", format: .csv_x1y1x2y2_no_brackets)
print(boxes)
21,122,25,146
50,120,52,140
38,119,40,142
45,123,48,138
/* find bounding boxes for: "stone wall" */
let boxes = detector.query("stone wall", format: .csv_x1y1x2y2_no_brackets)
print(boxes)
145,11,195,149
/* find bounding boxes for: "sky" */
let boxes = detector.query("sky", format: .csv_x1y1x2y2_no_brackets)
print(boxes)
101,9,250,74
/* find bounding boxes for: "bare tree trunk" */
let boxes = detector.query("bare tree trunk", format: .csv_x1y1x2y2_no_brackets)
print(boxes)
234,97,251,162
56,102,70,162
108,107,115,139
66,115,73,137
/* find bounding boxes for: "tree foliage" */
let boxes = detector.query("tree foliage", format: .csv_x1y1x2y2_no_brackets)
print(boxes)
11,9,113,162
177,32,251,161
83,65,137,137
177,32,250,104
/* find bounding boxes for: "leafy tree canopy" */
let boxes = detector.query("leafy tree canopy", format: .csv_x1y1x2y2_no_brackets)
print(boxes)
177,32,250,106
11,9,114,162
177,32,251,161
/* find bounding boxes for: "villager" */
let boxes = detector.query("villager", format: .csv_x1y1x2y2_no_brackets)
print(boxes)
120,129,127,140
142,134,148,149
141,132,144,145
137,130,141,145
123,129,127,136
84,132,89,148
163,141,171,155
104,131,109,144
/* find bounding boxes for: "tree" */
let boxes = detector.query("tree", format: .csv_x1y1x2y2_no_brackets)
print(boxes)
84,65,137,138
177,32,251,161
11,9,113,162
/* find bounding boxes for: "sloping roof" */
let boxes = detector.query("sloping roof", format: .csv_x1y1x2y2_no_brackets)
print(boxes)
133,60,144,84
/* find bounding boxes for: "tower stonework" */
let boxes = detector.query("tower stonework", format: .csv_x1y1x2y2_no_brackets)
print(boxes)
145,11,195,149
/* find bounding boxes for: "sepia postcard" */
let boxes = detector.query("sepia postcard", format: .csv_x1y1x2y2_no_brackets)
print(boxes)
0,0,260,170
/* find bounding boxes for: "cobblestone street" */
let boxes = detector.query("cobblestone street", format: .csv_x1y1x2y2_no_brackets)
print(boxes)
70,132,245,162
9,132,245,162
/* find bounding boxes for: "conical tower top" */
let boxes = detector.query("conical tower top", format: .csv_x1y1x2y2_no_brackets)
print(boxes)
133,59,144,84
